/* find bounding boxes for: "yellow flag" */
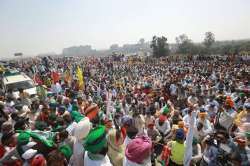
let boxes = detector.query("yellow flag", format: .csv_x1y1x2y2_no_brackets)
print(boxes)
76,66,84,90
64,69,71,83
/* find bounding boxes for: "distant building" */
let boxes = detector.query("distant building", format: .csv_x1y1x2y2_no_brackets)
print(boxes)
62,40,153,57
62,45,94,56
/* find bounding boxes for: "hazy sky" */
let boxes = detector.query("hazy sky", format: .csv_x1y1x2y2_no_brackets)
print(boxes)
1,0,250,58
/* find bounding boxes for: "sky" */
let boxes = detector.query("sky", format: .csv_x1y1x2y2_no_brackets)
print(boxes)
0,0,250,58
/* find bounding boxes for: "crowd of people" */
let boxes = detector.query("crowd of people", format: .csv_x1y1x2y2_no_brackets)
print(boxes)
0,55,249,166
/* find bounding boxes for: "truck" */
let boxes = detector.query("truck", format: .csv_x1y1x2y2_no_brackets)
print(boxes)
1,70,37,98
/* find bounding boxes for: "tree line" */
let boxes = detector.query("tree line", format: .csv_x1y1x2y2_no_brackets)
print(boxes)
150,32,250,57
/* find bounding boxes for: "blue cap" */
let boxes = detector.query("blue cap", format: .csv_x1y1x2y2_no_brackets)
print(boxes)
176,128,185,140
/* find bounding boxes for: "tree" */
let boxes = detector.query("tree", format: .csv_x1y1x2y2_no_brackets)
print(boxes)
151,36,158,57
176,34,191,45
150,36,170,57
203,32,215,50
239,41,250,52
139,38,145,45
176,34,195,55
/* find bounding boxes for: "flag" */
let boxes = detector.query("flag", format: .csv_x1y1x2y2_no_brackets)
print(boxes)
76,66,84,90
51,71,60,84
34,74,43,85
184,110,196,166
64,69,72,83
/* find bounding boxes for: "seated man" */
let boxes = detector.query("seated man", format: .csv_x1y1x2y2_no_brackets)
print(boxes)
234,102,250,135
155,115,171,137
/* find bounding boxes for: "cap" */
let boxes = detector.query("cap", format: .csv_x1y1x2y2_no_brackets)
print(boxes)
59,144,72,160
84,125,107,154
176,128,185,140
159,115,166,123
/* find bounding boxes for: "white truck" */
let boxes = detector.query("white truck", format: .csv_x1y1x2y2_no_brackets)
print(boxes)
1,70,37,98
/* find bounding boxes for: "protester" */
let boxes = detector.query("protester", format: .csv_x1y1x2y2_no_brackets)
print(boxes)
190,137,202,166
155,114,171,137
107,128,125,166
168,128,186,166
0,55,249,166
84,125,112,166
123,135,152,166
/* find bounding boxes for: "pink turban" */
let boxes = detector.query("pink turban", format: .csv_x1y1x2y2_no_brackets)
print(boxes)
125,135,152,164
